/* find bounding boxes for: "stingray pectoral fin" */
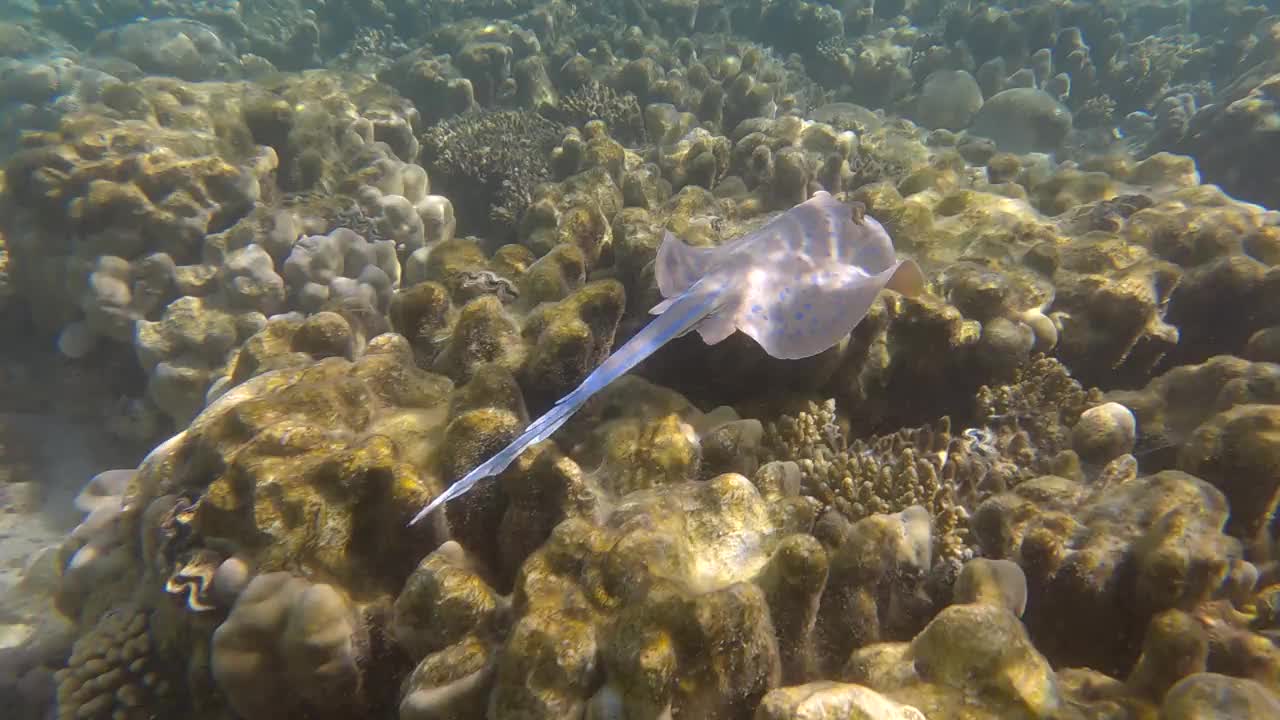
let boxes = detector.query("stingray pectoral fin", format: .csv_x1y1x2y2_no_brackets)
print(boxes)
694,307,737,345
655,230,717,298
886,258,926,298
737,263,908,361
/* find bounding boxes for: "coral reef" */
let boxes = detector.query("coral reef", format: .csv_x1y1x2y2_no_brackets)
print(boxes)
1108,355,1280,556
6,1,1280,718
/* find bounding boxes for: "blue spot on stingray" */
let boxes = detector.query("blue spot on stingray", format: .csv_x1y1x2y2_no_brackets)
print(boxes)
803,303,813,311
752,304,763,314
795,312,804,321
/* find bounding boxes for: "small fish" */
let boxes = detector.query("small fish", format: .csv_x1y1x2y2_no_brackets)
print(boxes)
408,190,924,526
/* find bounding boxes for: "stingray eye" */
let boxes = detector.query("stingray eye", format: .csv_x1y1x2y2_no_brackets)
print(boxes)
849,201,867,224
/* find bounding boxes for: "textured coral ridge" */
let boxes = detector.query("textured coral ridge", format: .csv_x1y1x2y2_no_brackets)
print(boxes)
4,1,1280,719
42,354,1280,720
33,351,1280,720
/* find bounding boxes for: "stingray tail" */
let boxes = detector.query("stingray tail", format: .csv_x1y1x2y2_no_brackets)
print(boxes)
407,285,722,526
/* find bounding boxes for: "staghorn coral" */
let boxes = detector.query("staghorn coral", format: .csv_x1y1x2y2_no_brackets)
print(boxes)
764,357,1105,566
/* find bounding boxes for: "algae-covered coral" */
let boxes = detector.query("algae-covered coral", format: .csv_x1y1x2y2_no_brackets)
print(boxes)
2,0,1280,718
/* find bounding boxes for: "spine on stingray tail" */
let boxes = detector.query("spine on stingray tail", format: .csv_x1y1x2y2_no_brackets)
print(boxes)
407,285,721,526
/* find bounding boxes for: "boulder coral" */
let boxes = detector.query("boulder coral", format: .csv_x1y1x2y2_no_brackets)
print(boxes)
211,573,368,720
973,469,1254,676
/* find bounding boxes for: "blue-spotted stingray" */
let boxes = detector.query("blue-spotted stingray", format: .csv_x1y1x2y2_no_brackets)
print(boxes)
408,190,924,526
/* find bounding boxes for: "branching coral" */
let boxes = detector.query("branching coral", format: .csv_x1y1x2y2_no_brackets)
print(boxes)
764,358,1104,562
419,109,565,241
974,354,1103,475
764,399,970,561
539,81,646,146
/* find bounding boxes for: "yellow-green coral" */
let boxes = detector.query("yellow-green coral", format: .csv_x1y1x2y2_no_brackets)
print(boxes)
171,350,452,598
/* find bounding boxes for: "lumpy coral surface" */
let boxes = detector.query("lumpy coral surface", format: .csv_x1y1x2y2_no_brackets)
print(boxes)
2,2,1280,719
